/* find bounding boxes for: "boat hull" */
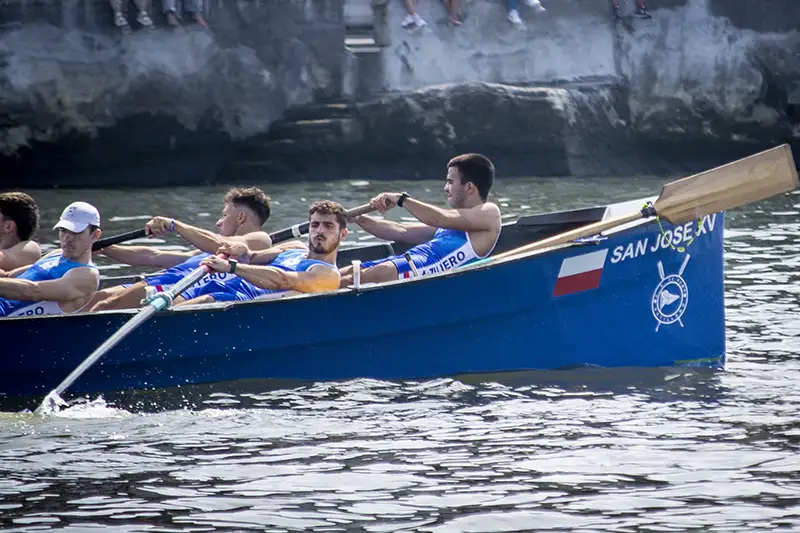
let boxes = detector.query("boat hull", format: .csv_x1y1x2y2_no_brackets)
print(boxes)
0,210,726,402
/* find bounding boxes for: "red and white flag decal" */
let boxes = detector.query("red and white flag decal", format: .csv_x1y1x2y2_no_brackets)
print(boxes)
552,249,608,297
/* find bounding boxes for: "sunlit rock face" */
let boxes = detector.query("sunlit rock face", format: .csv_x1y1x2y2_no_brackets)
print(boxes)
0,0,344,186
1,0,798,187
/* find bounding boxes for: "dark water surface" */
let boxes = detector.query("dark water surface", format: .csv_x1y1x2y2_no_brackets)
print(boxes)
1,176,799,532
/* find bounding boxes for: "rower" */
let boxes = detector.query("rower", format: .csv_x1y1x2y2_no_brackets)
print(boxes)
174,200,347,305
88,187,276,311
338,153,502,286
0,192,42,274
0,201,102,318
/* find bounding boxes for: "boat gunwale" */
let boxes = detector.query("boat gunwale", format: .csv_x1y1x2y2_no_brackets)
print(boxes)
0,195,687,322
1,225,671,323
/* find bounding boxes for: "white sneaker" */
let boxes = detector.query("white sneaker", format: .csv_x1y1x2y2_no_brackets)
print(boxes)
525,0,546,13
413,13,427,27
507,9,523,25
113,12,129,27
136,11,154,27
401,14,416,27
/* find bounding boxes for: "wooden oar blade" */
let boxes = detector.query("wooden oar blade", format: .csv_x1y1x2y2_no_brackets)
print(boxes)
655,144,799,224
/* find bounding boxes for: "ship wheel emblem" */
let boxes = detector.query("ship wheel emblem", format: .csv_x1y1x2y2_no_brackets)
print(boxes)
651,254,690,332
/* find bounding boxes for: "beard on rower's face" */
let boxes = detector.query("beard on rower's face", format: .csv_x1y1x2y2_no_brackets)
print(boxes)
309,234,338,254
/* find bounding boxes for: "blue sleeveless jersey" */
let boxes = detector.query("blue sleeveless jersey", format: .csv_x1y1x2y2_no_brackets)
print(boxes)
361,228,495,279
181,249,334,303
0,253,97,317
144,252,210,291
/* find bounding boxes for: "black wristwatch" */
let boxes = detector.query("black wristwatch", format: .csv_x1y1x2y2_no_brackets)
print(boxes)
228,259,238,274
397,192,410,208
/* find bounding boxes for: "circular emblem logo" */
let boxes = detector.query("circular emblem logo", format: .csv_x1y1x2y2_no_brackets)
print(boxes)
651,274,689,327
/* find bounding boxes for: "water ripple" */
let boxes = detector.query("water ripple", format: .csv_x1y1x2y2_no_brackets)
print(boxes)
1,183,799,532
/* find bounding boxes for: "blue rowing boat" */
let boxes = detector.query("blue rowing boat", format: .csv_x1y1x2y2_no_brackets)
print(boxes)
0,196,726,406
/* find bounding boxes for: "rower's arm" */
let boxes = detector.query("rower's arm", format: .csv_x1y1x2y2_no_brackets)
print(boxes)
235,263,340,293
247,240,308,264
0,267,98,302
2,264,33,278
0,241,41,271
353,215,436,245
402,198,502,232
98,245,200,268
173,221,273,252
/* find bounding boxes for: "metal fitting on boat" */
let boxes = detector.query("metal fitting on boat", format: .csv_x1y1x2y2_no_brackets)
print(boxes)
352,259,361,289
140,285,157,305
404,252,420,278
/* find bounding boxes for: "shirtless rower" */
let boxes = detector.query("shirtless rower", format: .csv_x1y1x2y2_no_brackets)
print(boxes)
0,192,42,274
339,153,502,286
0,201,101,318
89,187,275,311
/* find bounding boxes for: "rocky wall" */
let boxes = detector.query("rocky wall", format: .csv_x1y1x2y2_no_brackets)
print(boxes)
224,0,799,185
0,0,344,187
2,0,799,187
384,0,800,145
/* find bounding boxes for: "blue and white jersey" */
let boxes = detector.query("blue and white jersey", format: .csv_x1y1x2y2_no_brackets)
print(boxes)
0,253,98,317
183,249,335,303
144,252,210,292
269,249,333,274
362,228,499,279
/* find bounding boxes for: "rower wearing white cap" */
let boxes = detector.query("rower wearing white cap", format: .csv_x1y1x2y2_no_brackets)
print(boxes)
0,201,102,318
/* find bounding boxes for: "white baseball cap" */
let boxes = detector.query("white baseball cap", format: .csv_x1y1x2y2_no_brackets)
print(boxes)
53,201,101,233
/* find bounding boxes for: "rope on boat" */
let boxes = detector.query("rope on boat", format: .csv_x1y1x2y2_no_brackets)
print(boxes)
646,201,703,254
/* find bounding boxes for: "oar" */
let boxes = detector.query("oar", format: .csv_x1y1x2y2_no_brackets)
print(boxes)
98,204,376,288
93,204,373,255
34,251,230,415
92,229,147,251
34,202,377,415
484,143,799,264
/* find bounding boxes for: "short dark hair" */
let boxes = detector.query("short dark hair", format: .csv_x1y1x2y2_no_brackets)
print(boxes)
447,153,495,201
224,187,271,227
309,200,347,230
0,192,39,241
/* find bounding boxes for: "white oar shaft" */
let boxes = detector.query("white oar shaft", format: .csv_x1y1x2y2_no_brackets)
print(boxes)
34,258,219,415
50,305,159,398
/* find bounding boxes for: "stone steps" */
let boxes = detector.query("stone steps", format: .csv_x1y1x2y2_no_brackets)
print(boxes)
228,98,365,180
343,34,385,100
283,102,357,122
236,111,362,161
266,118,355,141
341,0,389,101
344,0,374,31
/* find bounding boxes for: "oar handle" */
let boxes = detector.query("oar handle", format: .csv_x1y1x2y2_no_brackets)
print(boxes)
269,203,375,244
345,203,377,220
92,229,147,251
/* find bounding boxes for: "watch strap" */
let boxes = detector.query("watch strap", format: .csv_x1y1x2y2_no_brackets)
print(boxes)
398,192,410,208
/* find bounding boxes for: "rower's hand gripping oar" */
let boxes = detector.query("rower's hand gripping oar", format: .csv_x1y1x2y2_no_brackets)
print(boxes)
486,143,799,263
34,203,377,415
